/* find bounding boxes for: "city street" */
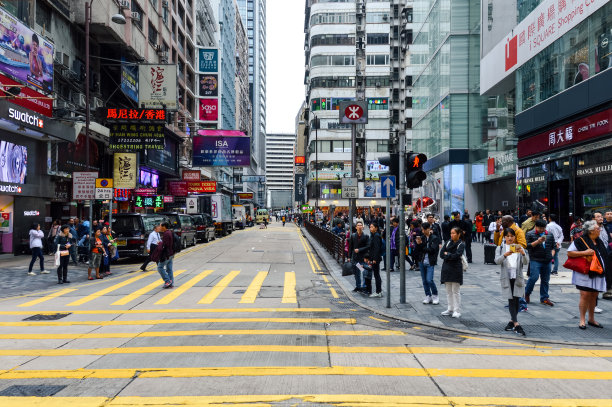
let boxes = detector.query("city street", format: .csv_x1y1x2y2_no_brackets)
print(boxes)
0,223,611,406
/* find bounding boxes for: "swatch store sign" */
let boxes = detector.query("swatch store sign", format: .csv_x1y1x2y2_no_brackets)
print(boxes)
7,106,44,130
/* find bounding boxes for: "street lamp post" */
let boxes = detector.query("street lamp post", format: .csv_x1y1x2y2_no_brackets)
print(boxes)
314,115,319,213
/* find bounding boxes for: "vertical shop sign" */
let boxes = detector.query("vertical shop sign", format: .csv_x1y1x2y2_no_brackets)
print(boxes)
113,153,137,189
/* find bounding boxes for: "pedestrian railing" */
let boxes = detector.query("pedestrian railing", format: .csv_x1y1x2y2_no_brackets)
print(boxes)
303,221,346,264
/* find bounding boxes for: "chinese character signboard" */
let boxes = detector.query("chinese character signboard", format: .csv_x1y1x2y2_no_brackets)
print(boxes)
168,181,217,196
192,136,250,167
73,172,98,200
0,8,54,94
138,64,177,109
114,188,132,201
182,170,201,181
199,74,218,97
113,153,137,189
109,123,165,151
135,195,164,209
198,99,218,122
102,108,166,122
120,59,138,103
95,188,113,200
197,48,219,73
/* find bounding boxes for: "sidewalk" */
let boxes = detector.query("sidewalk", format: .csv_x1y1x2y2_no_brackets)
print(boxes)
303,229,612,345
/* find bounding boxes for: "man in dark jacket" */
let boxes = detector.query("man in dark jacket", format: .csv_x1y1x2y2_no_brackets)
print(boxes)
416,222,440,304
426,213,442,242
441,215,451,243
365,223,383,297
152,222,176,288
461,214,473,263
525,219,556,306
348,221,370,293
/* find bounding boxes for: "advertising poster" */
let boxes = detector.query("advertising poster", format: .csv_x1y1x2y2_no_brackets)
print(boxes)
0,8,54,93
138,64,177,109
109,123,165,151
120,59,138,103
198,98,218,121
0,141,26,184
199,74,218,97
113,153,137,189
0,73,52,116
192,136,250,167
294,174,305,202
198,48,219,73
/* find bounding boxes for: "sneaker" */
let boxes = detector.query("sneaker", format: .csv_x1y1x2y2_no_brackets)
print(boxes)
422,295,432,304
441,310,452,316
431,295,439,305
369,292,383,298
504,321,515,331
40,270,50,274
513,325,526,336
541,299,554,307
594,306,603,314
452,312,461,318
163,281,172,288
27,271,36,276
352,287,361,292
525,294,530,304
551,272,559,276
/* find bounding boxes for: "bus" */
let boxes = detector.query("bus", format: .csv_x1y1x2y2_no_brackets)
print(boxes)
255,208,270,224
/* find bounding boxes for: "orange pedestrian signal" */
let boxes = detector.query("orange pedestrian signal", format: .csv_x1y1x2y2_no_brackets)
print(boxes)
412,156,420,168
406,153,428,188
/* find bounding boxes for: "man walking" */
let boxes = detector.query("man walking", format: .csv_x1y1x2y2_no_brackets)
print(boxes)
461,214,473,263
546,214,564,276
141,224,161,271
68,218,79,266
525,219,556,306
348,220,370,293
152,222,175,288
441,215,451,244
521,210,540,234
426,213,442,241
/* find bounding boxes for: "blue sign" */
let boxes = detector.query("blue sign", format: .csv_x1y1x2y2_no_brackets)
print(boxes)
198,48,218,73
380,175,396,199
192,136,251,167
120,59,138,103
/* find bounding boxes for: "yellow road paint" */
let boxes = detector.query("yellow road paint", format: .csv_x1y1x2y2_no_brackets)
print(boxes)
155,270,213,305
328,285,339,298
66,272,154,306
199,270,241,304
3,345,612,358
0,329,404,340
111,270,187,305
2,366,612,380
459,335,552,349
239,271,268,304
322,275,329,283
281,272,297,303
0,317,356,327
1,395,612,407
0,307,330,316
368,316,389,323
17,288,76,307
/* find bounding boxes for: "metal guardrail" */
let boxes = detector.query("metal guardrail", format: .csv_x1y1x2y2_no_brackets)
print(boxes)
303,221,346,264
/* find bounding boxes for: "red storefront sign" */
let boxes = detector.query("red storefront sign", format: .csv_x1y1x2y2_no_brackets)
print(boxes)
237,192,254,200
168,181,217,196
294,156,306,165
0,74,52,117
518,108,612,159
103,108,166,122
182,170,201,181
163,196,174,203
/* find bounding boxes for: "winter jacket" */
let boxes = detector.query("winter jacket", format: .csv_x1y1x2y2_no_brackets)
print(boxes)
348,232,370,264
417,233,440,266
440,240,464,285
54,232,73,251
495,245,528,299
526,229,555,262
368,232,383,263
29,229,44,249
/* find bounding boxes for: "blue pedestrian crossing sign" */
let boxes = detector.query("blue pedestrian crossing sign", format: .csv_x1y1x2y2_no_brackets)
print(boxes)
380,175,396,198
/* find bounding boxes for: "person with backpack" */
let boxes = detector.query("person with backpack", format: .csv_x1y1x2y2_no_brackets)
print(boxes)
152,222,178,288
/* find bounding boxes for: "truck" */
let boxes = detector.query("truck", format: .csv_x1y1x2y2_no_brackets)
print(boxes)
232,204,246,229
198,194,233,236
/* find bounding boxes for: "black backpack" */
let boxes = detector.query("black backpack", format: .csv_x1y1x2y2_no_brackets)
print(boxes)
172,232,182,253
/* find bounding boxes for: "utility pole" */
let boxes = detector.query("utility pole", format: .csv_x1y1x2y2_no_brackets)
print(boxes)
398,136,406,303
85,2,93,236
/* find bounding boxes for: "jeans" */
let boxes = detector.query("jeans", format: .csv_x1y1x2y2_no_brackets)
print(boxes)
419,263,438,297
157,255,175,284
70,244,78,264
29,247,44,272
552,247,559,273
445,282,461,312
525,260,551,302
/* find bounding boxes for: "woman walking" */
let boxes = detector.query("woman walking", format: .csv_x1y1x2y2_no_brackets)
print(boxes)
440,226,465,318
495,228,528,336
54,225,72,284
28,223,48,275
566,220,607,329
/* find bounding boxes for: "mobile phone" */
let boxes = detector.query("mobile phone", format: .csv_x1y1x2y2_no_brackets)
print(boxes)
510,244,517,253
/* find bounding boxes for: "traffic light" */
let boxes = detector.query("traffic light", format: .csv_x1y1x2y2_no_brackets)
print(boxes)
378,152,399,181
406,152,427,188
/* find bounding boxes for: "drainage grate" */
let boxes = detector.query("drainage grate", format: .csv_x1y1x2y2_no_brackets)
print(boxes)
0,385,67,397
233,290,246,294
23,313,71,321
460,319,488,329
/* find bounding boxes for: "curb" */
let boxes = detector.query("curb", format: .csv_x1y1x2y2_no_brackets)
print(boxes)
301,228,612,348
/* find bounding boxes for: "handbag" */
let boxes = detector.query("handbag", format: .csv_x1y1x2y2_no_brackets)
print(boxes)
590,252,604,274
54,244,61,266
563,257,590,274
461,254,469,272
342,262,354,276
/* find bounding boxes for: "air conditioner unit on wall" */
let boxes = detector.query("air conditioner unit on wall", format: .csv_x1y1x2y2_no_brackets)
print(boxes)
119,0,130,9
162,0,169,7
131,12,140,21
92,97,104,109
72,93,86,108
53,99,67,109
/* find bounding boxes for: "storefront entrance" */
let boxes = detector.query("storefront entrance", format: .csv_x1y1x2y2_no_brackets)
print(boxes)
549,179,571,238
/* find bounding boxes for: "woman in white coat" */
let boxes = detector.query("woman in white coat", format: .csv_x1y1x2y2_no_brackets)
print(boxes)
495,227,529,336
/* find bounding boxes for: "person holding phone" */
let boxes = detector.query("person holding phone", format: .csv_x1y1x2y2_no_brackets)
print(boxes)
495,228,529,336
54,225,73,284
525,219,556,306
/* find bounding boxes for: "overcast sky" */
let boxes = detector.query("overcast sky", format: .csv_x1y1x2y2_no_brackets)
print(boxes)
265,0,305,135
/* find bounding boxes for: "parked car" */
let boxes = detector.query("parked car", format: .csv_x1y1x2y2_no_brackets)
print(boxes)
192,213,216,243
111,213,168,258
161,213,197,249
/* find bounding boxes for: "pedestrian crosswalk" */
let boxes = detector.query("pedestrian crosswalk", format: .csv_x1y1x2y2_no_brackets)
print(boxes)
14,268,304,309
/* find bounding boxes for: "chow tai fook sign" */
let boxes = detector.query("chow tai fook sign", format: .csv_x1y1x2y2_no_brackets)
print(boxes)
517,108,612,159
138,64,177,110
192,130,250,167
168,181,217,196
481,0,608,94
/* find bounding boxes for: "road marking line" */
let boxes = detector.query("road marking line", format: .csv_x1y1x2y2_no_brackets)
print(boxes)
0,307,331,315
66,272,155,306
17,288,77,307
299,232,321,270
2,366,612,380
0,329,404,340
369,316,389,323
459,335,552,349
327,284,339,298
282,272,297,303
111,270,187,305
239,271,268,304
199,270,241,304
322,275,329,283
299,231,337,298
0,317,356,327
155,270,213,305
1,395,611,407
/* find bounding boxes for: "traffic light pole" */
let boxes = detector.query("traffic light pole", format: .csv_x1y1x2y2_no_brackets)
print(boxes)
398,135,406,304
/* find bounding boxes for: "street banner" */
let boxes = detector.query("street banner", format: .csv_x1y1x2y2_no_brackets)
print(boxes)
198,98,218,121
120,59,138,103
138,64,177,109
197,48,219,73
73,172,98,200
192,136,250,167
294,174,305,202
0,8,54,93
199,74,218,97
113,153,137,189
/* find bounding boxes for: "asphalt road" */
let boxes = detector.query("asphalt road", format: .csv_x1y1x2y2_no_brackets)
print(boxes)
0,222,611,406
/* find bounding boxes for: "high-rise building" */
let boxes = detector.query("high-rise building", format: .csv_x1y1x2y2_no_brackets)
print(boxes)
266,133,296,209
304,0,391,211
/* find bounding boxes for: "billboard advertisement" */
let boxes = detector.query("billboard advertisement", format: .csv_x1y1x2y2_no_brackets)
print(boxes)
168,181,217,196
198,98,218,121
199,74,218,97
138,64,177,109
197,48,219,73
120,59,138,103
0,8,54,93
113,153,137,189
0,73,51,116
192,136,250,167
0,140,26,184
294,174,305,202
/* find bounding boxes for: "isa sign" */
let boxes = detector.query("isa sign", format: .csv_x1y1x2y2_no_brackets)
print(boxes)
192,136,250,167
198,48,218,73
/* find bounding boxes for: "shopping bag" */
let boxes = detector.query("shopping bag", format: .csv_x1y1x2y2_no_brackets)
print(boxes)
54,245,61,267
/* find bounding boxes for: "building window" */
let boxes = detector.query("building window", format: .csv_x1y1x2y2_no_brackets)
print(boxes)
148,21,158,46
366,12,390,23
367,33,389,45
366,140,389,153
311,34,355,46
132,1,144,30
310,55,355,67
366,54,389,65
368,98,388,110
35,0,51,30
